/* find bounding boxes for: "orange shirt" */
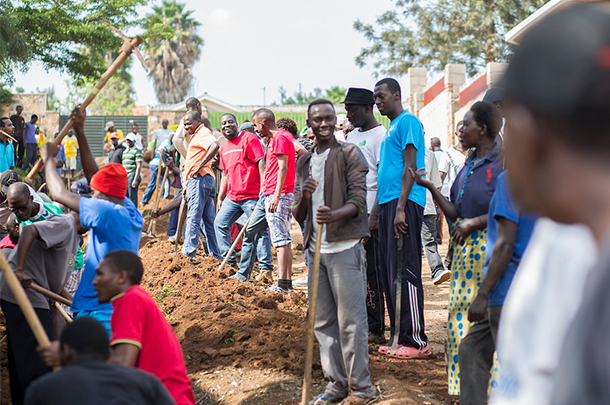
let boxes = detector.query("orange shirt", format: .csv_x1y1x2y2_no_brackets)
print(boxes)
185,125,216,179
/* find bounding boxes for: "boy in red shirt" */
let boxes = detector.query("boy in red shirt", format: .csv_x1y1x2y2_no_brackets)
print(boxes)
93,250,195,405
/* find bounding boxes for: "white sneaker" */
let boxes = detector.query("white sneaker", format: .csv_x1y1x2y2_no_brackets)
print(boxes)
293,276,308,290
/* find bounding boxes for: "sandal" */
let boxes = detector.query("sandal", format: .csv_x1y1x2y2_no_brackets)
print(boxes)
386,344,432,359
378,345,391,355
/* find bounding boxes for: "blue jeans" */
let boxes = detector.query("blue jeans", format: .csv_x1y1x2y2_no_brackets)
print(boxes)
182,174,221,259
237,197,274,280
127,175,140,208
22,143,38,170
141,164,170,205
214,198,273,269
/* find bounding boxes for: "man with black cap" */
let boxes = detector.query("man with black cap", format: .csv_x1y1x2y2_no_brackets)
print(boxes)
492,3,610,404
343,87,387,342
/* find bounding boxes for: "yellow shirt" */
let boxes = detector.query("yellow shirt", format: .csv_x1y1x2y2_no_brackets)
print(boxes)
62,136,79,158
104,129,124,143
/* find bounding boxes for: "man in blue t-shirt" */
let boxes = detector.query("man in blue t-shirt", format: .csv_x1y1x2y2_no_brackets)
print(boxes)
458,171,538,404
38,105,143,336
372,78,430,359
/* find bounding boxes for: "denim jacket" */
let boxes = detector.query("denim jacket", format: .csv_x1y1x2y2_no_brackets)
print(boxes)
294,139,370,247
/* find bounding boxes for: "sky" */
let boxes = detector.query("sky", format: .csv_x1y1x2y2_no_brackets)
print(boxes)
12,0,398,108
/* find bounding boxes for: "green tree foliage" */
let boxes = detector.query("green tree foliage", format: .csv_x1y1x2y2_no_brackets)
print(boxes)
279,86,347,105
354,0,546,76
8,0,149,82
142,0,203,104
0,83,15,104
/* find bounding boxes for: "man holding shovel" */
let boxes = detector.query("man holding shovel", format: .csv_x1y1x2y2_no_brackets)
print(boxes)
214,113,272,274
372,78,430,359
0,211,81,405
37,105,143,335
293,99,374,405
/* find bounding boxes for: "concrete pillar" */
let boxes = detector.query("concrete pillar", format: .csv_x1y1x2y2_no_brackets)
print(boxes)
407,67,427,113
486,62,508,88
445,64,466,146
413,93,424,118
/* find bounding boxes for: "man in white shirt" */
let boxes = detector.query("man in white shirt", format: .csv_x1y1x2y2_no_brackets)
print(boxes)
344,87,387,342
130,123,145,150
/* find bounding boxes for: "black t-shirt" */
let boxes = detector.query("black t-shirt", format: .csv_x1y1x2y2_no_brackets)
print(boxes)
108,145,126,164
25,360,175,405
10,114,25,138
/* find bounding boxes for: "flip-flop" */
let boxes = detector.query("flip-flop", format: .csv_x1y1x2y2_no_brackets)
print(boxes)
386,344,432,359
377,345,392,355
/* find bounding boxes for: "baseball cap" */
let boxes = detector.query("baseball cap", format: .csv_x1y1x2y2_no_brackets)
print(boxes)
498,3,610,115
1,170,18,195
125,133,137,142
104,121,115,131
342,87,375,105
109,132,119,140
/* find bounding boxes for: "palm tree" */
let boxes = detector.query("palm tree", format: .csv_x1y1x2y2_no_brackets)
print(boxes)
142,0,203,104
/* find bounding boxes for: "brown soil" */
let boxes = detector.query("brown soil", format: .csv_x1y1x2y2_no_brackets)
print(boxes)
136,217,456,405
0,165,456,404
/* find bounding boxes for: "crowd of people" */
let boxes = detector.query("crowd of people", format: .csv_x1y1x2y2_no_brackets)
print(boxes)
0,4,609,405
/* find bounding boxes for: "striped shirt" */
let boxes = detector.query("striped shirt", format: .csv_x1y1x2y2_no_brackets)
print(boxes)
122,146,142,177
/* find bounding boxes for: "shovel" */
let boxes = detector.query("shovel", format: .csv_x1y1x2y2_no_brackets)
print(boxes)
144,165,169,237
389,234,404,356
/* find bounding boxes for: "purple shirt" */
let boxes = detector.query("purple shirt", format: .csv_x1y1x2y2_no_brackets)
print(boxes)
25,122,37,144
450,142,503,219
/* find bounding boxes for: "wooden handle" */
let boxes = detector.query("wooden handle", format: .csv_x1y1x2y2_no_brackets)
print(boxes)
0,129,18,144
217,213,253,272
30,284,72,307
174,198,187,253
53,302,73,323
27,36,143,179
147,166,169,235
301,223,324,404
0,252,56,368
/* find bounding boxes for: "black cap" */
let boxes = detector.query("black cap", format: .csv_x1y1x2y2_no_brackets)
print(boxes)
483,88,504,104
499,3,610,115
341,88,375,105
1,170,18,195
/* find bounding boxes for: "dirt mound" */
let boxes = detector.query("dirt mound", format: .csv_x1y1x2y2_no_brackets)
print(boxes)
138,238,318,376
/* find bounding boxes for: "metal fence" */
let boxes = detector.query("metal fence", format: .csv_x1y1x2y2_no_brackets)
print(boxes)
59,115,149,158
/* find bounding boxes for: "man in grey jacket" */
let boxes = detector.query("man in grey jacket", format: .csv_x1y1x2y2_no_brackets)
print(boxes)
293,99,375,405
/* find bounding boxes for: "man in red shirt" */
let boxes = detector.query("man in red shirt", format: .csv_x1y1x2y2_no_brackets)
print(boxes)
93,249,196,405
235,109,296,292
182,110,220,260
213,113,273,273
